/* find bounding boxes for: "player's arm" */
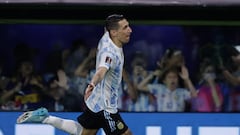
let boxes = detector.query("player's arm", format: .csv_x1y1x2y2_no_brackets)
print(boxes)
84,67,108,100
90,67,108,87
85,48,112,100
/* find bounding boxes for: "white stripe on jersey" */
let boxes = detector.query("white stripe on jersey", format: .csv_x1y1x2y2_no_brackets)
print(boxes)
85,32,124,113
104,111,116,132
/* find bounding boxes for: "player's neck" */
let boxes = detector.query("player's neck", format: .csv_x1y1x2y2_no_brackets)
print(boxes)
111,38,123,48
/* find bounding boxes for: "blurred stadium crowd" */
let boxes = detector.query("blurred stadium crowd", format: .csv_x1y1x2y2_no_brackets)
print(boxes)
1,25,240,112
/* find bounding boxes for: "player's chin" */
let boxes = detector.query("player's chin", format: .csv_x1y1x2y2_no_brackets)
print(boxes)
124,38,130,43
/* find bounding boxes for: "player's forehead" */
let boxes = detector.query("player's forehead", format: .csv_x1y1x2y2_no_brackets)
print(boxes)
117,19,129,29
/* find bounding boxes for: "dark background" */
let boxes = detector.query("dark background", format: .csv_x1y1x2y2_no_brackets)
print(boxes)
1,4,240,77
1,4,240,21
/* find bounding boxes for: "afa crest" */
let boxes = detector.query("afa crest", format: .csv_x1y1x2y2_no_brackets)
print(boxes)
116,121,124,130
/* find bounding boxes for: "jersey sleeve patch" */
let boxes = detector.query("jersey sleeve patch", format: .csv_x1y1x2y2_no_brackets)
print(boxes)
105,56,112,65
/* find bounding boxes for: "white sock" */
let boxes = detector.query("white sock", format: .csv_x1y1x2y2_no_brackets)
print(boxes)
43,116,82,135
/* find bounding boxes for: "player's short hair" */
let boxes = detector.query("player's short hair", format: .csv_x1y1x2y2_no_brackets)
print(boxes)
105,14,125,31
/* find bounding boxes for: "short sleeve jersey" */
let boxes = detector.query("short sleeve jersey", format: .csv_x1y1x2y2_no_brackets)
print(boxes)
85,32,124,114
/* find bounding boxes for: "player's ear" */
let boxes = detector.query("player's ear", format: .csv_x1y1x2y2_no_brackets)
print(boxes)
110,29,117,37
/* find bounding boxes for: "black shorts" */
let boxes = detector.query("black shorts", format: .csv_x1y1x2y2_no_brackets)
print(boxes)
77,107,128,135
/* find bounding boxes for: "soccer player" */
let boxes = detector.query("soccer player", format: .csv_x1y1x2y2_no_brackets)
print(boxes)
16,14,133,135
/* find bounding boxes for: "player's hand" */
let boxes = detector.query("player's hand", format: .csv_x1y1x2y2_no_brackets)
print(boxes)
84,83,95,101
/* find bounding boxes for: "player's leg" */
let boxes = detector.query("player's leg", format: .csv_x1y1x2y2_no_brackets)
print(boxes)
77,107,102,135
81,128,98,135
43,115,83,135
121,129,132,135
17,107,83,135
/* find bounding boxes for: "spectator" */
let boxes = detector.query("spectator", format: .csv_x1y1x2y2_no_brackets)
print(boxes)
118,68,137,111
191,58,224,112
69,47,97,96
62,39,89,78
219,46,240,111
137,65,197,112
2,60,46,111
43,69,84,112
127,52,156,112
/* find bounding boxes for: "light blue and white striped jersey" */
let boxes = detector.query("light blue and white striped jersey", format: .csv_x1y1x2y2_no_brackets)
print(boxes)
148,84,191,112
85,32,124,114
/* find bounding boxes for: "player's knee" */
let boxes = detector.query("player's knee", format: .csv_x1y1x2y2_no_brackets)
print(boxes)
122,129,132,135
80,128,98,135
